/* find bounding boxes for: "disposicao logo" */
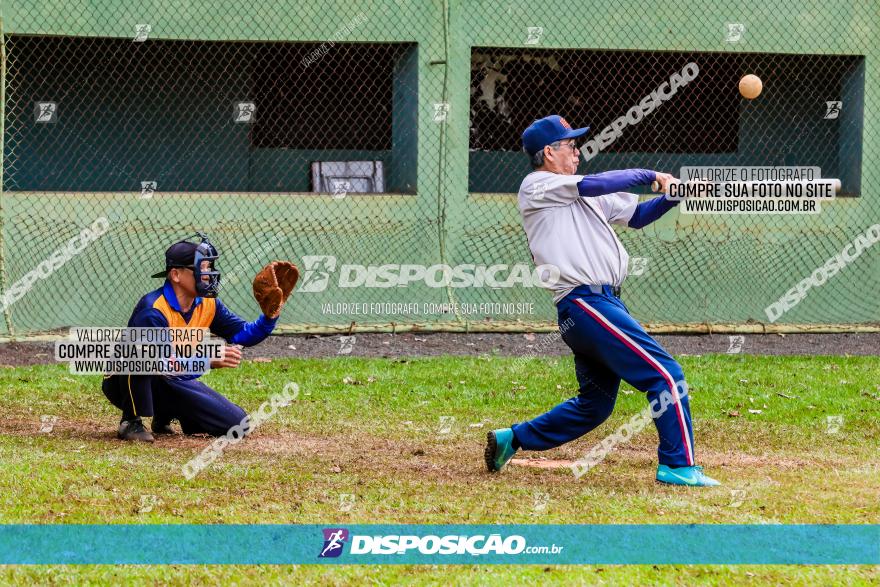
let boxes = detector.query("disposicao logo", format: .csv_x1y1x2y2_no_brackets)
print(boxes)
318,528,349,558
317,529,556,558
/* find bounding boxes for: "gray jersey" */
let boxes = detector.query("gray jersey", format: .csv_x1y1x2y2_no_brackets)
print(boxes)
518,171,637,304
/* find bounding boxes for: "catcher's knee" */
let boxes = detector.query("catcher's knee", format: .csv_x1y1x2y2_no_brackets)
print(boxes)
214,404,248,437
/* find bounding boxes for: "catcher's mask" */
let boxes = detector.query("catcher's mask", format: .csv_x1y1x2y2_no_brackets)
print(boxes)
192,232,221,298
152,232,222,297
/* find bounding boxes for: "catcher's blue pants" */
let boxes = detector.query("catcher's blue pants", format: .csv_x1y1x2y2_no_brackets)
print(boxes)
511,285,695,466
102,374,246,437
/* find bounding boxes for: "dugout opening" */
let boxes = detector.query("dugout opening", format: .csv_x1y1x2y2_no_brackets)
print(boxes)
3,36,419,194
469,48,864,196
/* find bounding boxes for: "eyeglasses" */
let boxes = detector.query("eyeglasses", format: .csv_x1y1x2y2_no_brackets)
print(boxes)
551,141,579,153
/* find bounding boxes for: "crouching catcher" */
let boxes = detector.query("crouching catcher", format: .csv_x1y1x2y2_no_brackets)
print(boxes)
102,232,299,442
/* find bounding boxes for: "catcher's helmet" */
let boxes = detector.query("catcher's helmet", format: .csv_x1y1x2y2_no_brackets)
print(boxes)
151,232,222,298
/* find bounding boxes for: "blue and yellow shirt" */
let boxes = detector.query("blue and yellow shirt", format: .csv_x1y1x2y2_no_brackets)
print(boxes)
128,280,277,348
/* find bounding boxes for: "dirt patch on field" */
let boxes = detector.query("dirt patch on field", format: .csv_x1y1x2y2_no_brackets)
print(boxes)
0,416,475,481
2,332,879,367
3,415,862,481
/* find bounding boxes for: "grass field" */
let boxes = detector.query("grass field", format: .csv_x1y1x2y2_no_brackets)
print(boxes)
1,353,879,584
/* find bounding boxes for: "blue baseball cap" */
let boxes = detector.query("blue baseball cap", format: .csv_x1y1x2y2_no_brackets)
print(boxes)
521,115,589,156
151,241,199,278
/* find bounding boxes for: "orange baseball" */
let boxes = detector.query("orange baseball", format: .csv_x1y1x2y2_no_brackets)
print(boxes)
739,74,763,100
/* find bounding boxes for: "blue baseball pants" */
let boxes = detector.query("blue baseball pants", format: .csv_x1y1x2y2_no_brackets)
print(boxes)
511,285,695,466
102,374,246,437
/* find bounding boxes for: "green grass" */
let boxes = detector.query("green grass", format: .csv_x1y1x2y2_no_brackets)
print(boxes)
1,354,879,585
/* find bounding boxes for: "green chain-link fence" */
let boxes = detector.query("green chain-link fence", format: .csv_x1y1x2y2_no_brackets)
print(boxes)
1,0,878,338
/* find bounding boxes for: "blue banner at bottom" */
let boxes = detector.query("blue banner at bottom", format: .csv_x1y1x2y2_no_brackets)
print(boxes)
1,525,877,565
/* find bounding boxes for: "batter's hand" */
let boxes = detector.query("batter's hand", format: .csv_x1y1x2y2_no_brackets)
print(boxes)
654,172,677,193
211,344,242,369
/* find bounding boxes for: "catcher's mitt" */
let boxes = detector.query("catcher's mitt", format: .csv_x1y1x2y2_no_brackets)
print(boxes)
252,261,299,318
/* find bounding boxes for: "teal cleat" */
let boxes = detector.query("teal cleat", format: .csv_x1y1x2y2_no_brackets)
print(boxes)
656,465,720,487
485,428,518,472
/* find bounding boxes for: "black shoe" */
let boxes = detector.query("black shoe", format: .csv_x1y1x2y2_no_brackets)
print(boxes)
118,418,155,442
151,419,175,435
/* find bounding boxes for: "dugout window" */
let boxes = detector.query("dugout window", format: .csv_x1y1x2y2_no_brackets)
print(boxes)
251,42,418,194
469,48,864,196
3,36,418,193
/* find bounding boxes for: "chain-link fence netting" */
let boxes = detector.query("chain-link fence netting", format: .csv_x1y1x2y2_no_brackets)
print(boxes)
1,1,878,337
